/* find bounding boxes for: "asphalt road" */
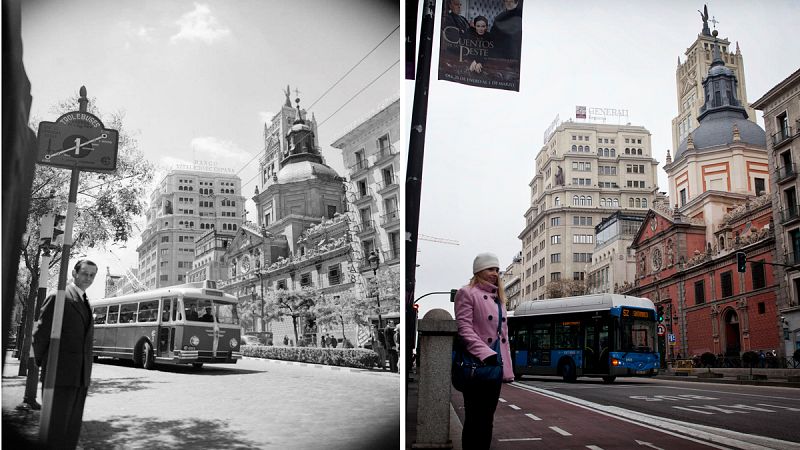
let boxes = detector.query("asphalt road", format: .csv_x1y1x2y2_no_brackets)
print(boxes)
3,356,400,449
513,375,800,447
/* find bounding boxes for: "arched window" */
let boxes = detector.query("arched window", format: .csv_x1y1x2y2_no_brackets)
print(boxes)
610,149,616,157
635,198,641,208
642,198,647,208
573,195,579,205
578,145,584,152
587,196,592,206
572,145,577,152
629,198,635,207
604,148,610,157
600,198,606,207
598,148,603,156
638,148,642,155
625,148,630,154
585,145,590,152
554,196,560,206
580,196,586,206
613,198,619,207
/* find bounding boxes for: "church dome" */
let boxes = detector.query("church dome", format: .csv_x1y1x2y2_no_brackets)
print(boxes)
674,110,765,160
275,160,340,184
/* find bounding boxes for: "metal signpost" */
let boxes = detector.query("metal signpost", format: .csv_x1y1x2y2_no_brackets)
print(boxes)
36,87,118,445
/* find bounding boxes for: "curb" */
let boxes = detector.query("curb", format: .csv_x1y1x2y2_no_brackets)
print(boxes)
241,356,400,375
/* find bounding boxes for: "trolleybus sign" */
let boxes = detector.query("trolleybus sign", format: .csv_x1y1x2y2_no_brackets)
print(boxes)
36,111,118,173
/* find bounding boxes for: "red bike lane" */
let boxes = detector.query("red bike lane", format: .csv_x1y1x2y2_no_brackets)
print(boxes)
451,383,724,449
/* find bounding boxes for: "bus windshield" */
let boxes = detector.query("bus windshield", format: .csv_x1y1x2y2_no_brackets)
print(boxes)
619,317,656,352
183,297,239,325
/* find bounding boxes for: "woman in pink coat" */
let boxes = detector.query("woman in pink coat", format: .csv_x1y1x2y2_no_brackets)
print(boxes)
454,252,513,449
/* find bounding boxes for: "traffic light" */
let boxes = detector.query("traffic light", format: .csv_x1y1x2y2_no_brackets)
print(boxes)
736,252,747,273
412,303,420,314
450,289,458,302
657,305,665,323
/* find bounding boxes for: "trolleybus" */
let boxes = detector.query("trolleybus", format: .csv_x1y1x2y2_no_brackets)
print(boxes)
509,293,659,383
91,280,242,369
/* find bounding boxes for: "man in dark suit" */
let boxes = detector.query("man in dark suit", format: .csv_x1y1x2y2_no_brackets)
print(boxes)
33,259,98,449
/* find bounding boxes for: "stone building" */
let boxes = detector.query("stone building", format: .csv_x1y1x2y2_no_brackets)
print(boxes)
501,252,523,310
518,120,661,302
586,212,645,294
136,166,245,289
752,67,800,357
627,19,780,361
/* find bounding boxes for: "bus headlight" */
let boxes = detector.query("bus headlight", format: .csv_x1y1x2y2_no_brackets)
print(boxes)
190,336,200,346
611,358,621,366
229,338,238,348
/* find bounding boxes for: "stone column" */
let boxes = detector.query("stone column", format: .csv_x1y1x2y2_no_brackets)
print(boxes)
413,309,457,449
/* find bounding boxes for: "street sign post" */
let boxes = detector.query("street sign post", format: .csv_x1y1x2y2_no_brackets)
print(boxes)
36,120,118,172
657,324,666,336
668,334,676,345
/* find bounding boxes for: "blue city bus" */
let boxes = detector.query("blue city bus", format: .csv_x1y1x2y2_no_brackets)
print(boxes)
508,293,659,383
91,280,242,370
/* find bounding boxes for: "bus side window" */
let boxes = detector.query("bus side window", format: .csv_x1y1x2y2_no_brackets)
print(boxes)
107,305,120,324
93,306,107,325
138,300,158,322
161,298,172,322
120,303,137,323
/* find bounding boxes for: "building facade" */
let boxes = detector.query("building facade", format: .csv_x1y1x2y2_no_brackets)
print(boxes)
332,97,401,290
586,212,644,294
136,167,245,289
752,68,800,357
501,252,523,310
518,121,661,302
186,229,236,284
670,5,757,152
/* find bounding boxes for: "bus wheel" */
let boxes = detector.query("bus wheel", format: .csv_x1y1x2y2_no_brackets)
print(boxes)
602,375,616,383
559,359,577,382
141,341,155,370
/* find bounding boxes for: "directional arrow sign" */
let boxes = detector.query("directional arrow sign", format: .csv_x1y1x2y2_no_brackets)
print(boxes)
657,324,666,336
36,121,118,172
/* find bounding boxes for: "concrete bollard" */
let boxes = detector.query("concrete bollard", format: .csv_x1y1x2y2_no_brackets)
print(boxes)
413,308,458,449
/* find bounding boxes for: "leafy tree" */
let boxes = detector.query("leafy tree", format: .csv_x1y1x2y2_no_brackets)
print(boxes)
272,287,316,345
544,279,587,299
371,266,400,315
314,288,373,343
16,94,154,373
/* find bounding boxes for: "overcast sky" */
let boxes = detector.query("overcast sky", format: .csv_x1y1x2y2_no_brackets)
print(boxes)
21,0,399,299
406,0,800,319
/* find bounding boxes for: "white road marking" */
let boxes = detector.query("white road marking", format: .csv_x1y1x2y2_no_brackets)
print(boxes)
508,404,521,410
550,426,572,436
511,382,788,449
525,413,542,421
498,397,507,403
498,438,542,442
586,445,604,450
635,440,664,449
672,406,714,415
756,403,800,411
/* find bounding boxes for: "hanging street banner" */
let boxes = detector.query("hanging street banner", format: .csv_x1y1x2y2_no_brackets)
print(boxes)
36,111,119,173
438,0,523,91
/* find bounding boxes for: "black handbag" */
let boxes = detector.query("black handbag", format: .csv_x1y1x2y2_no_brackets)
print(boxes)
452,299,503,392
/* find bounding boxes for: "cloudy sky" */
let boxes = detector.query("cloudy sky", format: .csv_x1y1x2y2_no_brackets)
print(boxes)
406,0,800,319
21,0,399,299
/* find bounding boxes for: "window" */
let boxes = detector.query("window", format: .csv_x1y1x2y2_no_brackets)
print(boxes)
694,280,705,304
720,271,733,298
751,260,766,289
160,274,168,282
754,178,766,195
551,217,560,226
357,180,368,197
328,265,341,285
550,253,561,263
554,197,560,206
573,272,585,281
300,272,312,287
680,189,687,206
277,279,287,290
93,306,107,325
137,300,158,323
757,302,766,314
161,236,169,243
551,272,561,281
551,235,561,244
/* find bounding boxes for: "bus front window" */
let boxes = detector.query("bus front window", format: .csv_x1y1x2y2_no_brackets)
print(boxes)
620,318,656,352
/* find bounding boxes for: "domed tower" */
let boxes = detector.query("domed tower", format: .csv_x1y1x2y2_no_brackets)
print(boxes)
253,93,345,255
664,31,767,242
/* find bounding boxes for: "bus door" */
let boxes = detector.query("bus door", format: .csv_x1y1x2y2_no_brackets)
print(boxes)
598,324,610,371
159,297,176,355
584,323,598,371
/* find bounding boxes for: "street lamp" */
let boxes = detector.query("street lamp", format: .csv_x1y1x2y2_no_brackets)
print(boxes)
368,250,382,327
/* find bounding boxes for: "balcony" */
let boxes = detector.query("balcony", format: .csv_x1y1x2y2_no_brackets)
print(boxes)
351,187,373,205
776,163,797,184
772,126,794,148
380,210,400,227
356,220,376,236
376,176,398,194
780,206,800,225
349,159,369,174
374,145,397,163
784,252,800,267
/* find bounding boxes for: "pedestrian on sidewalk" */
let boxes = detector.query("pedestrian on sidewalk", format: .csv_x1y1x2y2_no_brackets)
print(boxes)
454,252,514,450
32,259,98,449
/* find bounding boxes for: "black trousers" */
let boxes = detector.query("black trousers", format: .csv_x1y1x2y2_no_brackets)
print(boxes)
46,386,88,449
461,379,502,450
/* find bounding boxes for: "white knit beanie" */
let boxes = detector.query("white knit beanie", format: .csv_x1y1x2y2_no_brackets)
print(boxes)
473,252,500,274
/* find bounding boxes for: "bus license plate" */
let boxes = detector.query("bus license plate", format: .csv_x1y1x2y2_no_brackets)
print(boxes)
635,370,648,375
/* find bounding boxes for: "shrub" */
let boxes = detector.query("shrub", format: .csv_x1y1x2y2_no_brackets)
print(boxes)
241,345,380,369
699,352,717,368
741,351,759,368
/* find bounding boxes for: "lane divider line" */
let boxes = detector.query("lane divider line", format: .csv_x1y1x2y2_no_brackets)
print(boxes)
525,413,541,421
508,404,521,410
586,446,604,450
498,398,507,403
498,438,542,442
550,426,572,436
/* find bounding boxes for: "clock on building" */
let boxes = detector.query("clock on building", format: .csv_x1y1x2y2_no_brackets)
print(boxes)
652,248,663,271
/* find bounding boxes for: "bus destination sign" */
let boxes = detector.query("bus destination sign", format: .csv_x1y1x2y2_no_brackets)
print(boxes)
620,307,653,320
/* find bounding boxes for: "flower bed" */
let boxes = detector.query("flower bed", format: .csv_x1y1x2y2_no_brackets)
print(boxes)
242,345,380,369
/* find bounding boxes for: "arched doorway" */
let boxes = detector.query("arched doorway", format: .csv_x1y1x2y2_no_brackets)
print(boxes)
723,309,741,357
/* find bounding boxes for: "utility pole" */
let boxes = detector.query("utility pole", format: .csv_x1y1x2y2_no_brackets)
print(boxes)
405,0,436,386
